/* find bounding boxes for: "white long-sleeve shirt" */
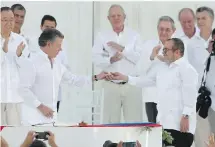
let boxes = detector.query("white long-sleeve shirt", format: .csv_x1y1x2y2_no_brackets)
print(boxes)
205,56,215,111
135,39,164,103
18,49,91,125
173,28,210,88
172,27,200,46
1,32,30,103
27,36,70,102
186,38,210,88
92,27,143,77
128,57,198,134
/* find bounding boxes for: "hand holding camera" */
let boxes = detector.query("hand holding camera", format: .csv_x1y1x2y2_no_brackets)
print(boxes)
35,131,50,140
208,39,215,55
103,140,141,147
20,131,57,147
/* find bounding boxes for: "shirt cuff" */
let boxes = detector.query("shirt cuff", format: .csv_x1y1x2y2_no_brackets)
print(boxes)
182,107,193,116
127,76,137,86
34,100,42,108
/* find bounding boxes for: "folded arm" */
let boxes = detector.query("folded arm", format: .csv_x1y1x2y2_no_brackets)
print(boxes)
122,34,143,64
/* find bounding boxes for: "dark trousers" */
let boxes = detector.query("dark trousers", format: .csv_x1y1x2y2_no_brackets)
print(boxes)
57,101,60,112
145,102,158,123
164,129,194,147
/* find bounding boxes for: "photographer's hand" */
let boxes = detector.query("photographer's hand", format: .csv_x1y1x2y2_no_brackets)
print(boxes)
117,141,123,147
205,133,215,147
208,39,214,53
117,141,142,147
20,131,36,147
47,131,58,147
1,136,9,147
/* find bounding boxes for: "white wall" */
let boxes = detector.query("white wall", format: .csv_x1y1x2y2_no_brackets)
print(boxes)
1,1,215,123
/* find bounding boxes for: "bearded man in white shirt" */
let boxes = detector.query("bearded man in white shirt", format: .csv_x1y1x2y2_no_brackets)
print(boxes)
1,7,30,125
92,4,143,123
18,29,107,125
136,16,176,123
109,38,198,147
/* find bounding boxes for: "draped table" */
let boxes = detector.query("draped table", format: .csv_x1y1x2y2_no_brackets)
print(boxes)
0,123,162,147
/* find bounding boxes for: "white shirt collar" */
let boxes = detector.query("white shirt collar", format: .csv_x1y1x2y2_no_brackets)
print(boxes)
111,25,127,36
37,48,49,59
179,27,201,39
169,57,185,68
37,48,56,63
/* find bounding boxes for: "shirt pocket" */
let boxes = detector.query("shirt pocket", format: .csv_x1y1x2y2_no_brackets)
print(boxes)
166,71,181,89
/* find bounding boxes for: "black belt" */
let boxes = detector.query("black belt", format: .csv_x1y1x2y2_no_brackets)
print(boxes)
111,81,127,85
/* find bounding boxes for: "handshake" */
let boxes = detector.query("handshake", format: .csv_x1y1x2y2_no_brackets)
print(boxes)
96,72,128,81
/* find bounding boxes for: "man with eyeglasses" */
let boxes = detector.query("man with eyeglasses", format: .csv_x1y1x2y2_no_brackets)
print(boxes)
108,38,198,147
1,7,30,125
136,16,176,123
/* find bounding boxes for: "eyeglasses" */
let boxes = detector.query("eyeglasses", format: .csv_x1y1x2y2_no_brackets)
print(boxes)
158,28,172,33
1,19,14,23
163,47,173,53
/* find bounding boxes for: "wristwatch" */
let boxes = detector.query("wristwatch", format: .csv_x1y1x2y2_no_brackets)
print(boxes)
94,75,98,81
183,114,189,119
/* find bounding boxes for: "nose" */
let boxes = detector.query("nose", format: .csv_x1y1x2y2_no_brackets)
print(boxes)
6,21,13,26
113,15,119,20
184,23,190,28
198,19,204,25
18,17,22,21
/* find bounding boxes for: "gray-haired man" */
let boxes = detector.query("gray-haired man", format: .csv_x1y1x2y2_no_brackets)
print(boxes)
194,6,214,147
136,16,176,123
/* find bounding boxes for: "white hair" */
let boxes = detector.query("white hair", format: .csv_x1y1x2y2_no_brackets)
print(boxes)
108,4,126,17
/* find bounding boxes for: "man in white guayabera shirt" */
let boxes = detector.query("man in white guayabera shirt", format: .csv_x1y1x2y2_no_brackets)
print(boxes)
18,29,107,125
28,15,70,112
108,38,198,147
11,4,29,45
92,4,143,123
1,7,30,126
136,16,176,123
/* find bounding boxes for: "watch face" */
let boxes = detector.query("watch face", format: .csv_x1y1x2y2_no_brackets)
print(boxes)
183,115,189,118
